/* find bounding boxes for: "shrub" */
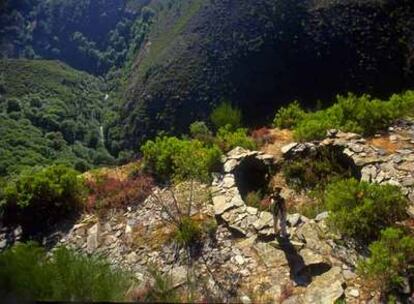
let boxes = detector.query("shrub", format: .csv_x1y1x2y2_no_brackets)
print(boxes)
0,164,85,231
215,125,256,152
325,179,408,241
210,101,242,130
174,217,202,247
273,101,306,129
141,136,222,182
0,242,133,301
251,127,273,147
292,92,414,141
85,172,154,212
283,147,353,191
189,121,213,144
358,228,414,294
245,191,264,209
129,266,179,303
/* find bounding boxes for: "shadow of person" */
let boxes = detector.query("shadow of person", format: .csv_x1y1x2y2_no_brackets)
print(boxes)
276,235,311,286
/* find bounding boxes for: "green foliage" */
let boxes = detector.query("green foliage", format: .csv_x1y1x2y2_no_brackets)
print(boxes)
358,228,414,294
0,242,132,301
245,191,264,210
325,179,408,241
174,217,202,247
210,101,242,131
202,218,218,238
189,121,213,143
141,136,222,182
273,101,306,129
0,59,116,176
292,92,414,141
0,0,153,75
216,125,256,152
132,266,179,303
283,147,353,191
0,164,85,230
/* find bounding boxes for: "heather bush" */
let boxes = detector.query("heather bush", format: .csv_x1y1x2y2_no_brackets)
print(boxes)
358,228,414,295
273,101,306,129
325,179,408,241
141,136,222,182
0,164,85,231
0,243,133,301
251,127,273,147
210,101,242,130
215,125,256,152
85,172,154,212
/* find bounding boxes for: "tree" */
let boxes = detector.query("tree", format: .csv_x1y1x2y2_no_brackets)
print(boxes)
210,101,242,130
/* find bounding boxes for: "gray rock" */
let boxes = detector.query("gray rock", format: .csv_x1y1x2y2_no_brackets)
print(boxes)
302,267,344,304
126,251,139,264
240,295,251,304
0,239,7,250
361,165,377,182
287,213,301,227
349,144,364,153
87,223,101,253
222,175,236,188
253,242,288,268
347,288,360,298
170,266,187,288
13,226,22,238
234,254,245,265
224,159,238,173
299,248,327,266
281,143,298,155
401,177,414,187
315,211,329,222
253,211,273,230
213,195,233,215
343,269,357,280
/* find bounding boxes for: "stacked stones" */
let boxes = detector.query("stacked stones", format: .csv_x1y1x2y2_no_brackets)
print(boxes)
282,126,414,206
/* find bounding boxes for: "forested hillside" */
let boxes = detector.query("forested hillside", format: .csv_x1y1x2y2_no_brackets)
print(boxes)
0,0,153,75
0,59,115,175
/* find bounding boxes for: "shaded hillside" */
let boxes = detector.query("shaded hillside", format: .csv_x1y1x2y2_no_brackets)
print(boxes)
0,59,115,175
0,0,153,74
122,0,414,148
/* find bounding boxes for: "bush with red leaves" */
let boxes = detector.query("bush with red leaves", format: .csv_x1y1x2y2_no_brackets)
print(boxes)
85,174,154,212
251,127,274,147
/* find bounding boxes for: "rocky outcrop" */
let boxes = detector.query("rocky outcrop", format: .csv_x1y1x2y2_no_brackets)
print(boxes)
282,122,414,205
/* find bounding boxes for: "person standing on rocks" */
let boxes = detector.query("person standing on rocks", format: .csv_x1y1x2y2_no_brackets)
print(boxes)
270,187,288,238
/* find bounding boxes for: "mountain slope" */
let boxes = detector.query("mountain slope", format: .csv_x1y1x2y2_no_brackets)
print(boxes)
0,59,115,175
0,0,153,75
122,0,414,148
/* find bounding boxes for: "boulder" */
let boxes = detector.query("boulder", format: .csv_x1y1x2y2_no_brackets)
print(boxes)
281,143,298,155
253,242,288,268
87,223,101,253
253,211,273,231
302,267,344,304
299,248,327,266
213,195,234,215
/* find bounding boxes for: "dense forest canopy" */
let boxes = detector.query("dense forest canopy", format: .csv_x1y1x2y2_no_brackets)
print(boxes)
0,59,115,175
0,0,153,75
